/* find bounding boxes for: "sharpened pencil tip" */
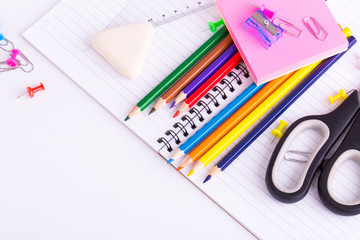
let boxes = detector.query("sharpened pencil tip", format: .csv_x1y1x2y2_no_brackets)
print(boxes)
124,116,130,121
148,108,156,115
169,101,176,109
187,169,194,177
173,111,180,118
203,175,211,183
167,159,174,164
176,166,183,171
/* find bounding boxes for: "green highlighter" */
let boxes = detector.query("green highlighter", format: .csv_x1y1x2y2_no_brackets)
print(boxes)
125,26,229,121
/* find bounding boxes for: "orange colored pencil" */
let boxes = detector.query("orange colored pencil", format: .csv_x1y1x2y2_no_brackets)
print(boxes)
177,72,295,170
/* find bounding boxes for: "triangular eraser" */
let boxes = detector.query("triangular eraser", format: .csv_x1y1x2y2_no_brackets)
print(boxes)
91,22,153,79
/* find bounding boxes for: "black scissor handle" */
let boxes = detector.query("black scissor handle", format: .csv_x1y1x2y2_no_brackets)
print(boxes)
266,90,360,203
318,111,360,216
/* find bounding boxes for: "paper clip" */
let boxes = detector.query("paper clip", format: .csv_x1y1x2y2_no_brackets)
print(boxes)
273,18,302,38
244,10,283,49
0,33,14,52
303,16,328,41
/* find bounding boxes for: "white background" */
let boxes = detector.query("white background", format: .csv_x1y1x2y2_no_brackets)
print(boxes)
0,1,256,239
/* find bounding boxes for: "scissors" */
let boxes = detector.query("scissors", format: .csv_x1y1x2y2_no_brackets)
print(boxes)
266,89,360,216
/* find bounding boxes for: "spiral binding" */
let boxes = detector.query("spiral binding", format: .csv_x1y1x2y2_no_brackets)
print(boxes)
158,63,250,152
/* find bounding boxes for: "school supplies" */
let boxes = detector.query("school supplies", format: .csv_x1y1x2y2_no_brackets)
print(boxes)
244,9,283,49
174,52,242,117
92,22,154,79
24,0,360,238
168,81,261,164
0,49,34,73
271,120,288,140
329,89,347,104
188,60,322,176
151,35,233,113
0,32,14,51
216,0,349,84
17,82,45,98
125,25,228,120
178,72,293,170
171,43,238,109
266,84,359,216
205,34,355,183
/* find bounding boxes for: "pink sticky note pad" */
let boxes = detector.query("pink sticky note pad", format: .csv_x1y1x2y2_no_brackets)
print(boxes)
216,0,349,85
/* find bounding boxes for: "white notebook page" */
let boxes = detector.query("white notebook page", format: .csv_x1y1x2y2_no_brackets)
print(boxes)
23,0,360,239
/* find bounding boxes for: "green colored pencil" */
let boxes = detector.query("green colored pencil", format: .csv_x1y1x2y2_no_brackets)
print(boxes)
125,26,229,120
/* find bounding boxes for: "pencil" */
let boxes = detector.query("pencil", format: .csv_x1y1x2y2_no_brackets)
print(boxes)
174,52,242,118
204,34,356,183
125,26,229,121
150,35,233,114
177,72,293,170
168,82,266,163
172,43,238,109
187,61,320,176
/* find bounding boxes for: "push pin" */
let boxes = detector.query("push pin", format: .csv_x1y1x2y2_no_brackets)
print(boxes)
208,18,224,32
329,89,347,104
270,120,288,144
17,82,45,98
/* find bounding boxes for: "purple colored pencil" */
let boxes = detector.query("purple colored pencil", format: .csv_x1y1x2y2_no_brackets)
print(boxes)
172,44,238,106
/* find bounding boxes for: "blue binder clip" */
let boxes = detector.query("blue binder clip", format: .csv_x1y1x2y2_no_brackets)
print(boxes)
244,10,283,49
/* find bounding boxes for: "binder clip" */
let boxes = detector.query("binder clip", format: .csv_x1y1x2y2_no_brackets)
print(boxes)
244,9,283,49
0,49,34,73
0,33,14,52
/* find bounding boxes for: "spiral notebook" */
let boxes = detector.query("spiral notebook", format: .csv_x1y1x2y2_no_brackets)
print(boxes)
23,0,360,239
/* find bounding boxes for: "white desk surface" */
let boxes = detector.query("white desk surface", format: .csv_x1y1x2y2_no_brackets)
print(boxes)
0,1,256,239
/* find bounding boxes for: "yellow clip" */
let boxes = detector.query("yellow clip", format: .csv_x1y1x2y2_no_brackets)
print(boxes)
271,120,288,139
329,89,347,104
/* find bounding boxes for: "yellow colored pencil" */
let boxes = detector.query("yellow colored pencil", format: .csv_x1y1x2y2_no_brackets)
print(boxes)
187,61,321,176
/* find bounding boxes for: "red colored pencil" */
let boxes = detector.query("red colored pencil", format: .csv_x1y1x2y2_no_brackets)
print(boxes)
173,53,242,118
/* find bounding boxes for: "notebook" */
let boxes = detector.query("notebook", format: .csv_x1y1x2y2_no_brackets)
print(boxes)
216,0,349,85
23,0,360,239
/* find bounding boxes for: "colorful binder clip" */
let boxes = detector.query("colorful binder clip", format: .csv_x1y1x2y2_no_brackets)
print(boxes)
244,10,283,49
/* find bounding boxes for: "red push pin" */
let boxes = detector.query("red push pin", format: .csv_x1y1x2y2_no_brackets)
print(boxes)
17,82,45,98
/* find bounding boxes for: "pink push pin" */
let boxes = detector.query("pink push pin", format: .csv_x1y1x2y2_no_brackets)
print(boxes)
6,49,20,68
17,82,45,98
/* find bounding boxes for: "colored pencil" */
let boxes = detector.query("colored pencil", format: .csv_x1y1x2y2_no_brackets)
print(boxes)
204,35,356,183
125,26,228,120
186,61,322,176
172,43,238,109
177,72,293,170
204,29,355,183
168,82,266,164
150,35,233,114
174,52,242,118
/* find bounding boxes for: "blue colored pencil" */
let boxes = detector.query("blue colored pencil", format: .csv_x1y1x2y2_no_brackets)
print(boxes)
171,44,238,107
168,82,266,163
203,36,356,183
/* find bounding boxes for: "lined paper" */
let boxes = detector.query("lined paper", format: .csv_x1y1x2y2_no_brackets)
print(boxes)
24,0,360,239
